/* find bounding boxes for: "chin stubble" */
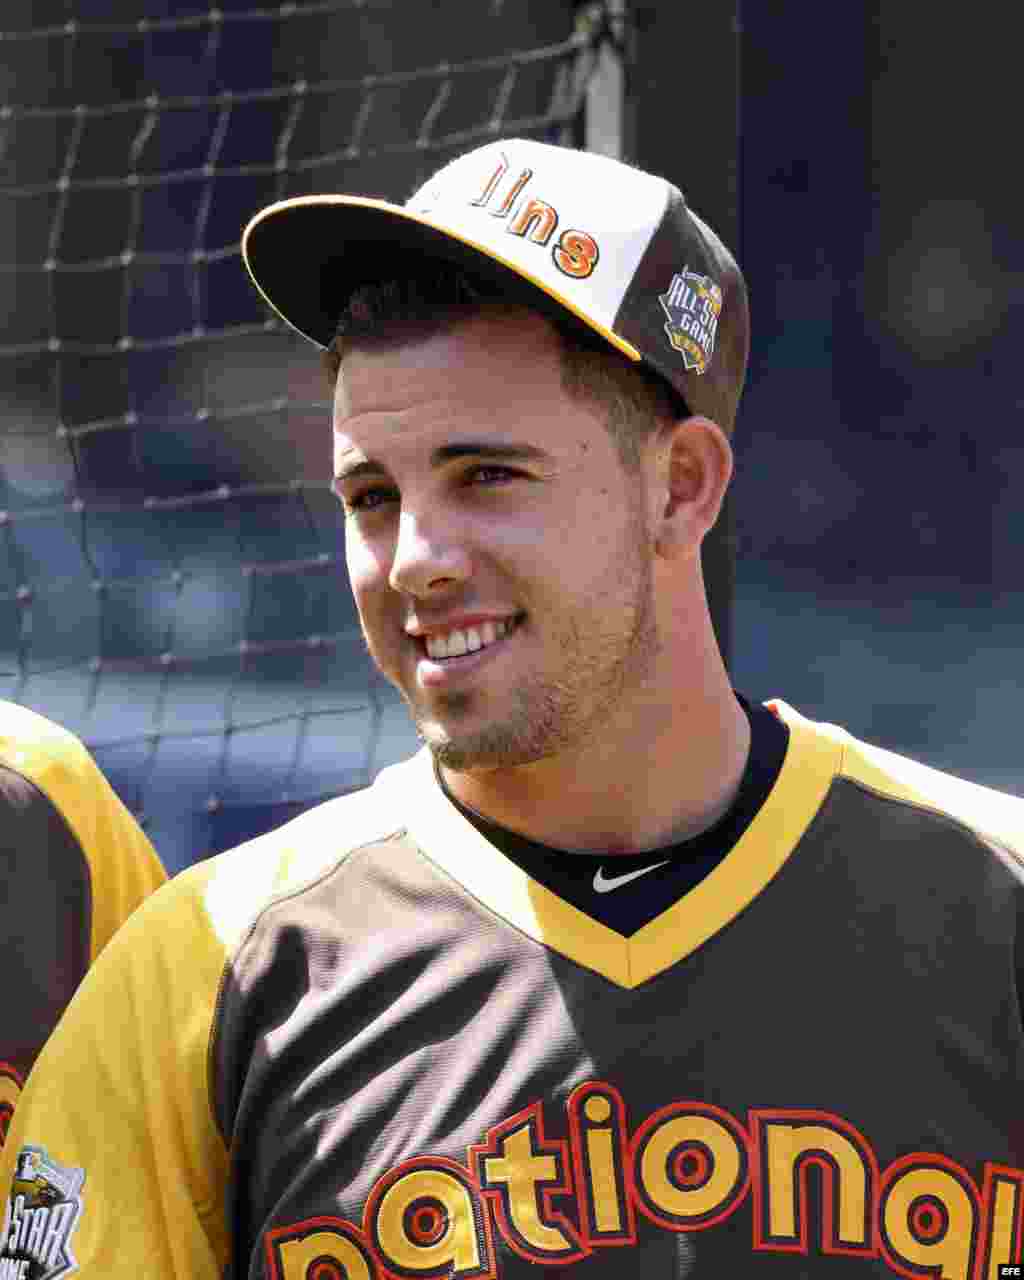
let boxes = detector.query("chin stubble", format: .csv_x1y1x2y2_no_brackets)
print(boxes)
415,518,659,774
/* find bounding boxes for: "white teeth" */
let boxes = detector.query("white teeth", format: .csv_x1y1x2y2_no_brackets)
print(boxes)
424,616,516,660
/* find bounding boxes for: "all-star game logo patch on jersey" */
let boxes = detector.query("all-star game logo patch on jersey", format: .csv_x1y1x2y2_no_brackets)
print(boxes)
0,1147,85,1280
659,269,723,375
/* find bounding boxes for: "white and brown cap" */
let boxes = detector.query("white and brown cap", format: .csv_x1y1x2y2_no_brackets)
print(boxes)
242,138,749,433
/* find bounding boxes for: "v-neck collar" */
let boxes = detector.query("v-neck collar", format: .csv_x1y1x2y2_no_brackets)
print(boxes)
392,701,842,989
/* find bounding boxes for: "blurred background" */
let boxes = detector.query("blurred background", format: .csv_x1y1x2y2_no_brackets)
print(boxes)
733,3,1022,798
1,1,1020,873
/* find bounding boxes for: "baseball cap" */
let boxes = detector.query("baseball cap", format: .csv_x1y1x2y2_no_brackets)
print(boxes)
241,138,749,433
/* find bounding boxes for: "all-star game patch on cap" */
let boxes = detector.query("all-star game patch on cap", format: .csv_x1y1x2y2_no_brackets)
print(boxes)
241,138,750,434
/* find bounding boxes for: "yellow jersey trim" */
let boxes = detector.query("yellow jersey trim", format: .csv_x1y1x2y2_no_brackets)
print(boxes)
398,706,842,989
775,700,1024,861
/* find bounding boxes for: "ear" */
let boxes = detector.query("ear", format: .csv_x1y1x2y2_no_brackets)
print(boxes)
649,415,734,561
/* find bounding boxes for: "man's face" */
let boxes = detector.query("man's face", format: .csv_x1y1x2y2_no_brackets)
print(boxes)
333,308,661,774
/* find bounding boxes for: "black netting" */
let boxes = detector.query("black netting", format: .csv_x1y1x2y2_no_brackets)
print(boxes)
0,0,614,869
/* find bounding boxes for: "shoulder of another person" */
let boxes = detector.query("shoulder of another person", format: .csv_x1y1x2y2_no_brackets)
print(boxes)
0,700,93,782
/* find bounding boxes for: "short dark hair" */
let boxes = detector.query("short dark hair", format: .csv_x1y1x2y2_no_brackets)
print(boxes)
320,264,687,471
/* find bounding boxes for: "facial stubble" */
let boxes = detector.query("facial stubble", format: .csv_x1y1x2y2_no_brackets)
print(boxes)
409,502,660,774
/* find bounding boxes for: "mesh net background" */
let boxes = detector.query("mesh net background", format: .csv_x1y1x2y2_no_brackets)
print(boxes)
0,0,610,870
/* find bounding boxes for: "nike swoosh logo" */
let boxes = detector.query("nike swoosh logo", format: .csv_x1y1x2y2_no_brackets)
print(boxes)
592,861,670,893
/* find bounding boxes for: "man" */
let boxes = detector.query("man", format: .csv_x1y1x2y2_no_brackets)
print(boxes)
3,139,1023,1280
0,701,166,1147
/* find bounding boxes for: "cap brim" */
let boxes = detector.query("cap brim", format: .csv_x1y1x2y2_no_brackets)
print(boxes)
241,195,642,362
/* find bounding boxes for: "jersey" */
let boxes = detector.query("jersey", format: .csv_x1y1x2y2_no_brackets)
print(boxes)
2,699,1024,1280
0,701,167,1149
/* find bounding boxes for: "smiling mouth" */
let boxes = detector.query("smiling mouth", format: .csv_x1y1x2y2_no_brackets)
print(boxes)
420,614,525,661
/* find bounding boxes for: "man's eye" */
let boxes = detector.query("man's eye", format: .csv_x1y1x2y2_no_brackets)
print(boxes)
343,467,519,514
346,486,397,513
468,465,519,484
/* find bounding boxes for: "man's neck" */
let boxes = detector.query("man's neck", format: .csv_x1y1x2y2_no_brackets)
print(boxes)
440,679,751,856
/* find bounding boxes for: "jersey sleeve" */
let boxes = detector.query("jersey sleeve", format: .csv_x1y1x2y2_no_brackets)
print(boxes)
7,705,169,965
0,868,232,1278
0,703,167,1117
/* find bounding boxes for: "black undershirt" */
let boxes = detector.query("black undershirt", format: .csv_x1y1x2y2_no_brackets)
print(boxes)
438,694,790,937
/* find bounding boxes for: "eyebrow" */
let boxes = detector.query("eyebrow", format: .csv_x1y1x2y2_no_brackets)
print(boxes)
333,441,552,486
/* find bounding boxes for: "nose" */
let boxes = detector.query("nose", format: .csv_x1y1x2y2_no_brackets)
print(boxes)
388,507,472,598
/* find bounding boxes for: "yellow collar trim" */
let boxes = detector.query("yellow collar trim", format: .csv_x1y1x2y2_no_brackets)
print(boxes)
396,703,841,989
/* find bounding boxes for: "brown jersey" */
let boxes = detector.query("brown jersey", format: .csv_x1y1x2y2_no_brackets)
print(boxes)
2,700,1024,1280
0,701,166,1148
